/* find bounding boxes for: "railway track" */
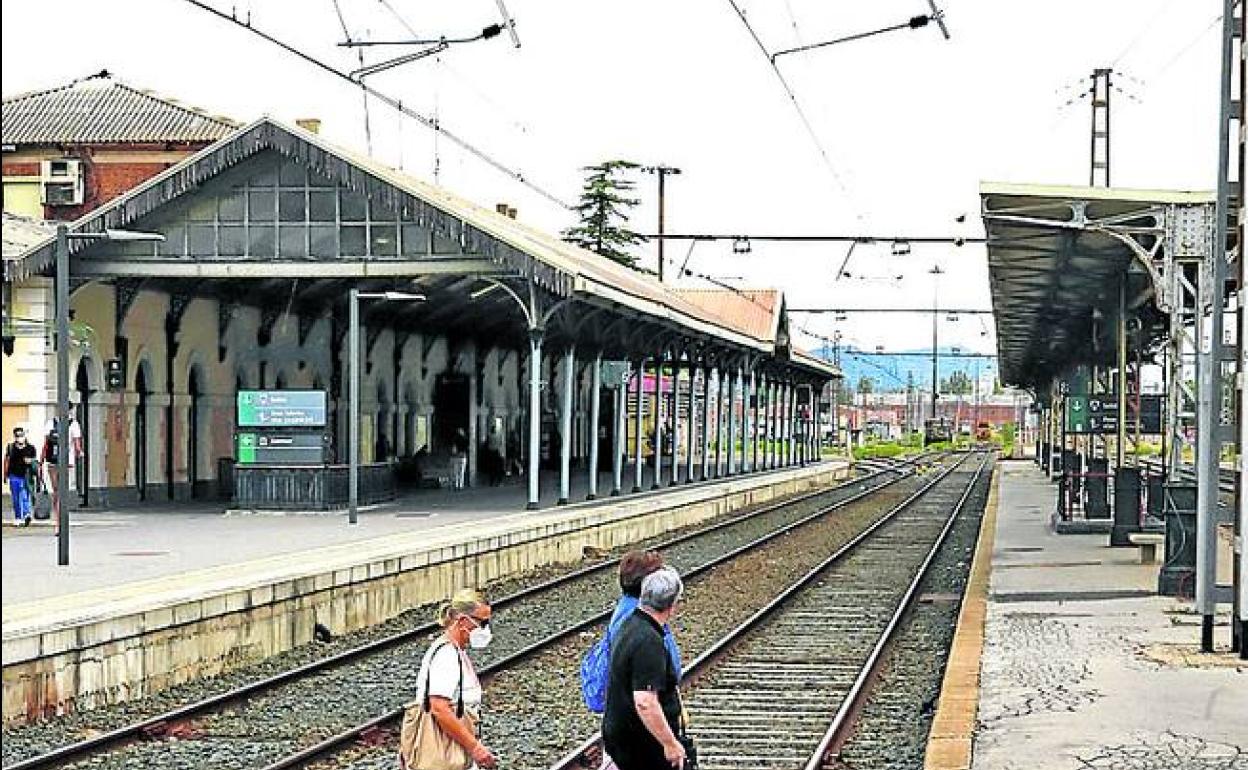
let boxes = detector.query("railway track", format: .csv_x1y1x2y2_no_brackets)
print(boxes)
548,450,993,770
6,454,937,770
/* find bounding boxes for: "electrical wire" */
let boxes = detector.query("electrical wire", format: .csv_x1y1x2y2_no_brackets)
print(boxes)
181,0,572,210
331,0,374,155
721,0,866,224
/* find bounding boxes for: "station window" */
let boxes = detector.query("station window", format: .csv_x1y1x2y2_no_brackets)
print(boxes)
278,191,306,222
341,225,367,256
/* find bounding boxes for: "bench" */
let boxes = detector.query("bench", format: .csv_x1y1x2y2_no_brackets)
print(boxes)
1127,532,1165,565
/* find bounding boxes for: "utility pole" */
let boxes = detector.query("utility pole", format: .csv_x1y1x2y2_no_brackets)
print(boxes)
929,264,943,422
1090,67,1112,187
642,165,681,282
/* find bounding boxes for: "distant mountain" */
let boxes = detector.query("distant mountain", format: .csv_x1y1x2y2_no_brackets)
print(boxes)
811,345,997,393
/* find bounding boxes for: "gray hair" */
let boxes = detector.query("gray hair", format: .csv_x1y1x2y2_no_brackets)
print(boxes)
639,567,683,612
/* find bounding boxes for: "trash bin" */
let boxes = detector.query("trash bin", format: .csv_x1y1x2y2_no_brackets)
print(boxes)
1110,467,1141,545
217,457,235,502
1158,484,1197,597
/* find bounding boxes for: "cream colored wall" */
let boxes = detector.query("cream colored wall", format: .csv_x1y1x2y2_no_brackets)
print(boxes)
2,180,42,218
4,279,525,500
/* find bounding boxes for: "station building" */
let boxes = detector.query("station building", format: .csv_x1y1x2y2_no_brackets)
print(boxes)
2,79,838,511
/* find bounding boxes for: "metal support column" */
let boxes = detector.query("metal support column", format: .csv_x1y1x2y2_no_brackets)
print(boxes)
727,366,739,475
526,330,543,510
55,224,70,564
744,370,755,473
767,379,776,469
652,353,664,490
611,376,624,497
558,348,575,505
348,288,360,525
685,360,697,483
587,353,601,500
633,358,645,493
669,353,681,486
701,364,712,481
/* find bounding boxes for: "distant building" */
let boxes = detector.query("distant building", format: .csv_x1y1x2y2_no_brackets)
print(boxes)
2,70,237,220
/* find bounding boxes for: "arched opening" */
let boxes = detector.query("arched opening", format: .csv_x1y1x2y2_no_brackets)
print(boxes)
135,364,151,501
375,381,390,461
188,367,202,499
75,359,93,507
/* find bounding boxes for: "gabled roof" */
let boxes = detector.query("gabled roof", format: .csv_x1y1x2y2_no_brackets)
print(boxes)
2,71,238,146
673,289,783,343
5,116,838,379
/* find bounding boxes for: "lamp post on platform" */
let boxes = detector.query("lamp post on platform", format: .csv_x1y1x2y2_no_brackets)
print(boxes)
55,226,164,566
349,289,424,525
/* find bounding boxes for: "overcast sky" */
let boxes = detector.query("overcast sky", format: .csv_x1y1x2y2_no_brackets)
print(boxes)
1,0,1224,384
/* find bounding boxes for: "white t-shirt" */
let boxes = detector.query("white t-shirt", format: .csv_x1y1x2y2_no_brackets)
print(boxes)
416,639,483,720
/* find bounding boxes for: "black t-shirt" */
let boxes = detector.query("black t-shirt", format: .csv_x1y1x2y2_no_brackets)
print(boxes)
602,609,681,769
5,442,36,478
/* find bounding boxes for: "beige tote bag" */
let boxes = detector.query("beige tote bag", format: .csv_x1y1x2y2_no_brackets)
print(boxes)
398,641,478,770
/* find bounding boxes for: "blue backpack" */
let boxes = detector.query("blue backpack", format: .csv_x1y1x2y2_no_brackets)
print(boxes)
580,628,613,713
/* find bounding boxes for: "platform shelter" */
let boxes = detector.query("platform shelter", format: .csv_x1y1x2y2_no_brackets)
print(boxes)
2,117,837,517
981,181,1244,655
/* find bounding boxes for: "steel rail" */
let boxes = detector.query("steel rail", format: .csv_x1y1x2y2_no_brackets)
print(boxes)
257,454,949,770
7,456,930,770
544,451,985,770
800,452,992,769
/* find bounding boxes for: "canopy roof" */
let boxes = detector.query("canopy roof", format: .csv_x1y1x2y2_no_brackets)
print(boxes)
981,181,1214,389
5,116,837,379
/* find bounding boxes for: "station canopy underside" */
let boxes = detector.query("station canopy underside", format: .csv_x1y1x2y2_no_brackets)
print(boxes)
4,117,836,381
981,182,1214,391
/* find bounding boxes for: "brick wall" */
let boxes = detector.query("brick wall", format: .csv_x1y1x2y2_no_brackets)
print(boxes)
2,143,210,220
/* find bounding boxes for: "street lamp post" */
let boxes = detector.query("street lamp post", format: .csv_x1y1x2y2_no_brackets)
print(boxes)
348,289,424,525
55,226,164,566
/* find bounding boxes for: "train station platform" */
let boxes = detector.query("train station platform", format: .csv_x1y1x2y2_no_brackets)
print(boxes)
926,461,1246,770
1,458,847,725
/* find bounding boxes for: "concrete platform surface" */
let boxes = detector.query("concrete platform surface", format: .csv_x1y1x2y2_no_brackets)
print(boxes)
970,462,1247,770
0,462,770,605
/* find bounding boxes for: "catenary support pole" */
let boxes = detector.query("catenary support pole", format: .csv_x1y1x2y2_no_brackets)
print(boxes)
588,353,601,500
526,329,543,510
558,347,574,505
1198,0,1236,652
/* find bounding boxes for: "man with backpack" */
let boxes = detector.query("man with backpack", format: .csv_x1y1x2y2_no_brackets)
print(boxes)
582,551,683,769
3,427,38,525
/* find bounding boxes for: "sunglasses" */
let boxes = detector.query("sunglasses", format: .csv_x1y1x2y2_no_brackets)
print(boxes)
464,614,491,628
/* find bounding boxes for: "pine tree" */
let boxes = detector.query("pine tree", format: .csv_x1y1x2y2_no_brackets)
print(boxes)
562,160,646,267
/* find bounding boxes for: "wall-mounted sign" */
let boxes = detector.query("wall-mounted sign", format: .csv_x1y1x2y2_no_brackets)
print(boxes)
106,359,124,391
236,432,328,464
237,390,327,428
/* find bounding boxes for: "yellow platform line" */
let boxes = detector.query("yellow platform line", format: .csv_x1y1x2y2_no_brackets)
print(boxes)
924,464,1000,770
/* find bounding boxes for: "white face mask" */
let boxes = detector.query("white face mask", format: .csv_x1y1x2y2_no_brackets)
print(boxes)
468,624,493,649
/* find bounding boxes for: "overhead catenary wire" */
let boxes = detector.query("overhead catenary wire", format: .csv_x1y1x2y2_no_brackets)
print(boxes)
181,0,572,210
721,0,866,224
330,0,374,154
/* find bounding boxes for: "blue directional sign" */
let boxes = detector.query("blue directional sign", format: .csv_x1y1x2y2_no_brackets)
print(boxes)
237,390,327,428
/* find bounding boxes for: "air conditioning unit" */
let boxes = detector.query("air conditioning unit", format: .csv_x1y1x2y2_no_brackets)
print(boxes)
40,159,85,206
